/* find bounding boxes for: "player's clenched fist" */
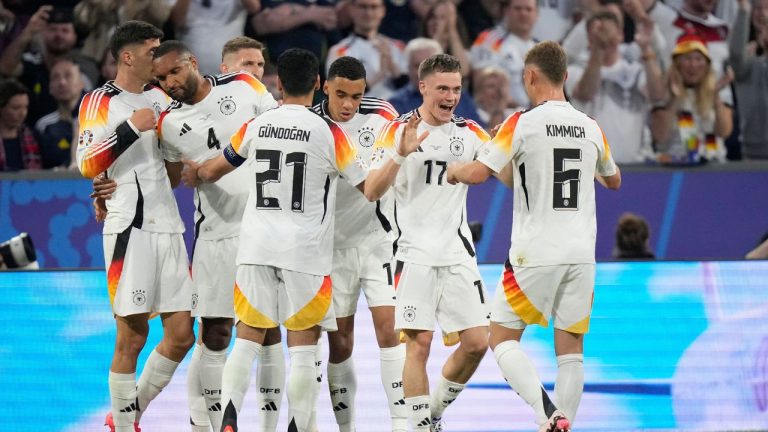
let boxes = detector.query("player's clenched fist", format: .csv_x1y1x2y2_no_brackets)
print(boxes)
130,108,156,132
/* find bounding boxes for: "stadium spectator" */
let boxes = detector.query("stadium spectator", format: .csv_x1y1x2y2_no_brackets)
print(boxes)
651,34,732,164
98,50,117,86
74,0,172,64
35,56,83,169
613,212,655,259
470,0,538,108
0,6,98,126
730,0,768,160
326,0,407,99
562,0,669,68
372,0,436,42
566,11,665,164
388,37,480,121
457,0,503,43
0,79,41,171
531,0,576,42
251,0,340,65
473,66,518,129
170,0,260,76
421,0,470,77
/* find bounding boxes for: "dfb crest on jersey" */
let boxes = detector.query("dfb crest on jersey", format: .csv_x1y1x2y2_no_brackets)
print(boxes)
79,129,94,146
191,294,198,309
152,101,163,117
132,289,147,306
403,305,416,322
449,137,464,156
358,126,376,148
219,95,237,115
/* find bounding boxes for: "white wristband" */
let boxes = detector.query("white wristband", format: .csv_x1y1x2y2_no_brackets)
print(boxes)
391,152,406,165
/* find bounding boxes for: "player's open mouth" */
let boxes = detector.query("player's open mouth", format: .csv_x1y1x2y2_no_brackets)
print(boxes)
438,104,454,113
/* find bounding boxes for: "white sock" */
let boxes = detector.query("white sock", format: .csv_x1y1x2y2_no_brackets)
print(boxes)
200,344,227,430
187,344,211,431
555,353,584,422
221,338,262,430
108,371,137,432
307,339,323,432
405,395,431,431
257,343,285,432
328,357,357,431
379,345,407,431
430,375,464,422
135,349,180,422
287,345,321,432
494,340,552,425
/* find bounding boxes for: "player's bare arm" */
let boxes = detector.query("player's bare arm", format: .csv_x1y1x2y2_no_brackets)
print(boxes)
364,115,429,201
165,161,183,188
447,160,494,185
186,154,236,184
595,166,622,190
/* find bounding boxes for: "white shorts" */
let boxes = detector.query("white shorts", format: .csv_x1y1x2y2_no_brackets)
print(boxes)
104,228,193,317
234,264,337,332
491,260,595,334
331,241,396,318
393,260,490,334
191,236,238,319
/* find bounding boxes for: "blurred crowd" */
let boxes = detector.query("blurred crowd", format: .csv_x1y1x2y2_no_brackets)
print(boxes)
0,0,766,172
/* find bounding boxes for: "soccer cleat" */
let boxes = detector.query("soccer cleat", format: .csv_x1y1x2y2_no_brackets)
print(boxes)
430,418,445,431
538,410,570,432
104,412,141,432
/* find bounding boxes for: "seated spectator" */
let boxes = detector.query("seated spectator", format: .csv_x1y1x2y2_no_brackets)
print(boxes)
170,0,260,76
388,37,480,120
74,0,172,64
35,56,84,169
470,0,538,109
421,0,470,77
346,0,433,42
473,66,518,129
566,11,665,164
651,35,732,164
327,0,406,99
730,0,768,159
613,212,655,259
0,6,98,126
251,0,339,65
98,50,117,86
458,0,503,43
0,79,41,171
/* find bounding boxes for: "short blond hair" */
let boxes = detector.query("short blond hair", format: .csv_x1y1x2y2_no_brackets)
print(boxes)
221,37,265,61
524,40,567,85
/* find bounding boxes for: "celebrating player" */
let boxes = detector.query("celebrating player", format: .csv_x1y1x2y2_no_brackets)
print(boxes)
187,48,368,432
76,21,195,432
447,41,622,432
311,56,407,431
364,54,491,431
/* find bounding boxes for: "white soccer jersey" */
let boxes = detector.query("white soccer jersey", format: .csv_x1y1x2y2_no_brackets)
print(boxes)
531,0,575,42
476,101,618,267
370,111,490,266
224,105,368,276
312,97,399,249
470,26,535,108
159,72,278,240
326,35,407,100
77,82,183,234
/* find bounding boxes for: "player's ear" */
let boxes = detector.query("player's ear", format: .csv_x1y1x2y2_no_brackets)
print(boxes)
418,80,426,96
323,80,329,96
189,55,199,71
219,63,228,74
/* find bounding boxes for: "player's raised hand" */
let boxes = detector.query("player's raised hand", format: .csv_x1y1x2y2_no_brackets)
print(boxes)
130,108,156,132
181,158,202,188
398,115,429,157
90,173,117,200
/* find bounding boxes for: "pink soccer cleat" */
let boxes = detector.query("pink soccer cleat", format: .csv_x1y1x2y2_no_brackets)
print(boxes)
539,410,570,432
104,412,141,432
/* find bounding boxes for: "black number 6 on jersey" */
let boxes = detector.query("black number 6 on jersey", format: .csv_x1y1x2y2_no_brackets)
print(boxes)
553,148,581,210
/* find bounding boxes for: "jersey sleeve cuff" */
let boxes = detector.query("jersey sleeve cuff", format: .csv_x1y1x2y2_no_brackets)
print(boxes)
223,143,246,167
476,154,503,174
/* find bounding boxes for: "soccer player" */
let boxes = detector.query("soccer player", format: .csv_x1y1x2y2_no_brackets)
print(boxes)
76,21,195,432
447,41,622,432
150,40,281,432
364,54,492,431
186,48,368,432
311,56,407,431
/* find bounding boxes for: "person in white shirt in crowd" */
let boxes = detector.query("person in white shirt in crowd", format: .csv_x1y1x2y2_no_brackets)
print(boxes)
169,0,261,75
531,0,577,42
473,66,519,130
566,11,666,164
327,0,407,100
421,0,471,78
471,0,538,109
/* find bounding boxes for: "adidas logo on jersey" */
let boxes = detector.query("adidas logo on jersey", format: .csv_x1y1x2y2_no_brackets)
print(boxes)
262,401,279,411
179,123,192,136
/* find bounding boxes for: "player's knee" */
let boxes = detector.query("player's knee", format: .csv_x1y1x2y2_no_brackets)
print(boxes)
405,333,432,362
263,326,282,345
460,336,489,360
202,322,232,351
328,330,354,361
116,332,148,358
170,328,196,353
